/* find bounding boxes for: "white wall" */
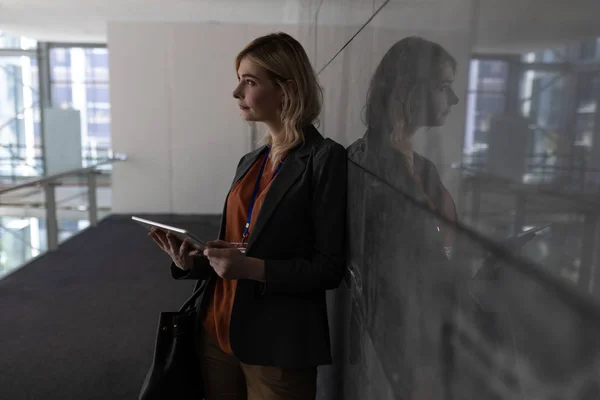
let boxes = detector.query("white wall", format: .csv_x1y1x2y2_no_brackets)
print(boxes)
108,22,314,214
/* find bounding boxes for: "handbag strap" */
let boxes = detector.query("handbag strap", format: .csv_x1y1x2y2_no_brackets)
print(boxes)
178,279,209,312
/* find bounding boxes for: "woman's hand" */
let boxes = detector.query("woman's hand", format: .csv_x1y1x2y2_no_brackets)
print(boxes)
148,228,200,271
204,240,265,281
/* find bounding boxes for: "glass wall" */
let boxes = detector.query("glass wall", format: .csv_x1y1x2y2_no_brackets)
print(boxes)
311,0,600,396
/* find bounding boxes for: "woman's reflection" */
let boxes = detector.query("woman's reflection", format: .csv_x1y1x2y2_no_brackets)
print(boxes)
349,36,459,260
346,36,461,399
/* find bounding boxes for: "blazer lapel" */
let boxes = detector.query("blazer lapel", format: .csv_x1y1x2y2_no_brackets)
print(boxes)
245,125,321,251
245,154,305,250
232,145,267,190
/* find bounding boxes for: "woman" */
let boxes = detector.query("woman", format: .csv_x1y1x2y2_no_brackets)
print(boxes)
345,37,460,399
150,32,347,400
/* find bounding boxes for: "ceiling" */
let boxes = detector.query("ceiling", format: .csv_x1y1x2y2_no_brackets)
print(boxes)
0,0,599,53
0,0,310,42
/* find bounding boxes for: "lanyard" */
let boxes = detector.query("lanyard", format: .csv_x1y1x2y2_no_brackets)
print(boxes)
242,147,284,244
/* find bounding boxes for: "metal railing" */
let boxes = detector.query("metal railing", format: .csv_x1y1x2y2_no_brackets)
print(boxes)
0,153,126,251
0,143,114,183
460,152,600,193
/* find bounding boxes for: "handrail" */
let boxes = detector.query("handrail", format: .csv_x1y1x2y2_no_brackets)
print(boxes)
348,157,600,319
0,153,127,196
0,153,127,252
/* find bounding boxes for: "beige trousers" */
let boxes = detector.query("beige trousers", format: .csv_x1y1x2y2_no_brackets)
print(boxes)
197,331,317,400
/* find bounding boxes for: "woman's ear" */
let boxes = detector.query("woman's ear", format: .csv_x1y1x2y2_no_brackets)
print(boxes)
404,86,416,125
279,80,297,105
284,79,298,96
405,83,427,127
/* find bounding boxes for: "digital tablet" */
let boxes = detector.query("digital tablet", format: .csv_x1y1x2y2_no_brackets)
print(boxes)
473,223,552,280
132,216,208,250
504,223,552,249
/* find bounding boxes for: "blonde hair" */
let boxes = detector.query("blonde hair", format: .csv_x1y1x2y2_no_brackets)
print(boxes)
235,32,322,167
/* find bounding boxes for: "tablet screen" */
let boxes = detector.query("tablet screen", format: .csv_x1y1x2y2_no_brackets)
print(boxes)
132,216,208,250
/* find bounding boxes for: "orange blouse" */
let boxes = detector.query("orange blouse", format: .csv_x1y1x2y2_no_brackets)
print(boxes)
202,152,278,355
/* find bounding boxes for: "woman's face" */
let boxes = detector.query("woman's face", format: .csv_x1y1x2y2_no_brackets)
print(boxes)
233,57,282,123
424,61,459,127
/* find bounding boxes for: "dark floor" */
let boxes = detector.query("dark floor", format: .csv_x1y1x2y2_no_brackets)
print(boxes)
0,214,221,400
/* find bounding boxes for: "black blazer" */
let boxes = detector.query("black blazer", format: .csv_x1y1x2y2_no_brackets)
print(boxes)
171,125,347,367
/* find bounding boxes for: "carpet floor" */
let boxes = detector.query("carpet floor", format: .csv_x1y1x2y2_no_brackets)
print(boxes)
0,214,221,400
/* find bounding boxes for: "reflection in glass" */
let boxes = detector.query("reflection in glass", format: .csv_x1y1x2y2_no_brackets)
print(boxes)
347,37,462,398
522,46,568,63
464,59,509,159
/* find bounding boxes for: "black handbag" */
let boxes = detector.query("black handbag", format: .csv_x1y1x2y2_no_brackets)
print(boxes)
139,281,208,400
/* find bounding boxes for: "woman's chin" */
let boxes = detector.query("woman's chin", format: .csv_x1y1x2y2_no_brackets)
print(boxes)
239,112,255,121
429,115,448,127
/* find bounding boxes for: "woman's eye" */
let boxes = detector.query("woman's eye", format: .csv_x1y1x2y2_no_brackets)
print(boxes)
246,80,256,86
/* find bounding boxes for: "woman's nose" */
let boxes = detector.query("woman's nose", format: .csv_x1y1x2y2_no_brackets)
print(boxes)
449,89,459,106
232,84,243,99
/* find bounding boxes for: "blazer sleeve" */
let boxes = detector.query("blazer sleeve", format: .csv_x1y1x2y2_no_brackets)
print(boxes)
170,254,213,280
263,140,347,293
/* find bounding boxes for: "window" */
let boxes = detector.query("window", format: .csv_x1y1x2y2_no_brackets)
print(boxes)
464,59,509,152
0,32,37,50
580,38,600,61
522,46,567,64
51,84,73,108
50,48,70,66
49,47,111,149
0,55,41,178
86,85,110,103
573,72,600,147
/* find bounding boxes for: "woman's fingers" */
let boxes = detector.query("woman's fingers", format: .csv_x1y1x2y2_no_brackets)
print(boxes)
151,229,169,249
149,231,169,251
166,233,180,255
149,232,167,251
148,229,196,270
178,240,189,260
207,240,235,249
204,248,229,259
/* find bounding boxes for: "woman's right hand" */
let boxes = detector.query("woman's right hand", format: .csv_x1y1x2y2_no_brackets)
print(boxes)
148,228,201,271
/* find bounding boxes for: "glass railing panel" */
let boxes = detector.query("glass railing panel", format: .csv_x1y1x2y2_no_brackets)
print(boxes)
0,156,123,277
0,216,46,279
